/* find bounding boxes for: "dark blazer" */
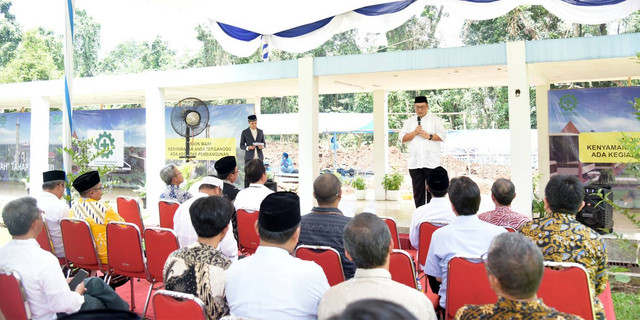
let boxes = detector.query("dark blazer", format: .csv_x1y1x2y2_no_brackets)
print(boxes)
239,127,265,162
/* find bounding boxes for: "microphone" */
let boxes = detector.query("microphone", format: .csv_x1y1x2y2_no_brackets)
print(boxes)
417,116,421,126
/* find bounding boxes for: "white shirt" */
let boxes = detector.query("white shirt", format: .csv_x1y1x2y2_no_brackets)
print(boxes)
173,192,238,261
250,127,259,159
35,192,70,258
409,197,457,249
318,268,436,320
399,114,447,169
0,239,84,320
424,215,506,308
233,184,274,212
225,246,329,320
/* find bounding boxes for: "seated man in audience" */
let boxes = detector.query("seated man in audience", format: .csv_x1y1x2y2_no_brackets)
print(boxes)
520,174,608,319
332,299,419,320
425,176,506,311
298,173,355,279
318,212,436,320
225,192,330,319
159,164,192,203
173,176,238,261
35,169,70,259
0,197,129,319
164,196,234,320
455,233,581,319
478,178,530,230
409,166,455,250
70,171,125,266
216,155,241,201
233,159,274,212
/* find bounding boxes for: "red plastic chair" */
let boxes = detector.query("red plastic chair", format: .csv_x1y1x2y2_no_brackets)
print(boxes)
153,290,206,320
418,221,447,268
503,226,517,233
597,281,616,320
237,209,260,255
0,267,32,320
36,221,66,267
383,217,401,250
158,200,180,229
389,249,418,289
144,227,180,299
294,245,345,286
538,261,595,320
116,196,145,233
445,256,497,320
106,222,151,316
60,218,110,279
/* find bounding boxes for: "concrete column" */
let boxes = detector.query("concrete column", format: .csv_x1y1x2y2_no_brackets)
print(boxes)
29,96,50,194
247,97,261,115
298,57,319,213
373,90,389,200
145,87,166,220
506,41,533,217
536,84,551,201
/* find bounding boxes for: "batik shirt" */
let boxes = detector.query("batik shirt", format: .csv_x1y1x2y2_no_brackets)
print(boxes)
164,242,232,320
70,198,124,264
160,184,193,204
478,206,531,230
454,297,583,320
520,212,607,319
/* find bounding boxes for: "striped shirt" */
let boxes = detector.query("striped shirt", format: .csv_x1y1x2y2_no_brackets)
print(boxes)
478,206,530,230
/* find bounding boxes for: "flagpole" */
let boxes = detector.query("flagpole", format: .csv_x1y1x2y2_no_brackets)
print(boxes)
63,0,74,200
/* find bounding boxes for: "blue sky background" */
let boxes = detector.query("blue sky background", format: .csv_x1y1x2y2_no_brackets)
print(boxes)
549,87,640,133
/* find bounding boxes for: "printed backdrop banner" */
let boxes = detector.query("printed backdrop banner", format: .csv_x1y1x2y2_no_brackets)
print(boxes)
166,137,236,160
88,130,125,167
0,112,31,182
548,86,640,208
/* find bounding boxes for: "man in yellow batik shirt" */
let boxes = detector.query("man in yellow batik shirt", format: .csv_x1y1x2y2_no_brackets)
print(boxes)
70,171,124,265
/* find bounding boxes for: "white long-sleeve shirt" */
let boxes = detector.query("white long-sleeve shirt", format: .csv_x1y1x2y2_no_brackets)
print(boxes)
35,192,70,258
399,114,447,169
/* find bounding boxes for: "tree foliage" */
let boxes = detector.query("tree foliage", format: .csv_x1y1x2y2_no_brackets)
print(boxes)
98,37,177,75
0,29,62,83
73,9,100,77
0,0,21,67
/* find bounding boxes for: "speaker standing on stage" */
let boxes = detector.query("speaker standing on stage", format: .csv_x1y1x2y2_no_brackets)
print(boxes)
240,115,266,187
400,96,446,208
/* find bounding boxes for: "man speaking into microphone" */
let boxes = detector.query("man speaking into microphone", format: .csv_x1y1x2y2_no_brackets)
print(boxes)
400,96,447,208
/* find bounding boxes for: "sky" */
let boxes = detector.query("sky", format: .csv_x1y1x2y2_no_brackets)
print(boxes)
11,0,465,58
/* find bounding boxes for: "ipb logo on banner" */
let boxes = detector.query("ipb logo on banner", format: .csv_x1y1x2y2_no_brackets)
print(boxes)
88,130,124,167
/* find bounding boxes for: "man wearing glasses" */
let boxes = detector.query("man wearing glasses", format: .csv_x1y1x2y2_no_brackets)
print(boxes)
400,96,447,207
70,171,125,266
159,164,193,203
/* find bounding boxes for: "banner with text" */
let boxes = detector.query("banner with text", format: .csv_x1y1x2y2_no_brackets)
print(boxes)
166,138,236,160
88,130,125,167
579,132,640,163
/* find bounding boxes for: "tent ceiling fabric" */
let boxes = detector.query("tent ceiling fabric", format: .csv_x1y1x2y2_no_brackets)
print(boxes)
159,0,640,57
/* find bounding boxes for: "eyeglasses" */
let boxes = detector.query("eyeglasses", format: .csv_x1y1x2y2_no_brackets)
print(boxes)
91,187,104,191
481,252,492,274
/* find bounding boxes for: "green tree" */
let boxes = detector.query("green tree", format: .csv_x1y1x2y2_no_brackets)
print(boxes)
0,29,62,83
0,0,21,67
98,37,177,75
74,9,101,77
384,5,444,51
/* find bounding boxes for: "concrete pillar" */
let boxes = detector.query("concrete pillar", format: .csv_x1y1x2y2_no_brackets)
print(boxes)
29,96,50,194
506,41,533,217
373,90,389,200
247,97,261,115
298,57,319,213
145,87,166,219
536,84,551,201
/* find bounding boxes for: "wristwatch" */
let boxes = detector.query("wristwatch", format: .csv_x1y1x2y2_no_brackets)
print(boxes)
429,134,433,140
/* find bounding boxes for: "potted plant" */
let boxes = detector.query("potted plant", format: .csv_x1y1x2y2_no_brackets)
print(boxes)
352,176,367,200
382,172,404,201
133,185,147,209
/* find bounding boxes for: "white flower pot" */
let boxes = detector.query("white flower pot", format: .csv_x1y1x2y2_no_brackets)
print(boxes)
386,190,399,201
355,189,367,200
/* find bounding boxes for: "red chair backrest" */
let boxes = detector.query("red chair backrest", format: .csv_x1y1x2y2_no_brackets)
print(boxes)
538,261,595,320
504,226,517,233
36,221,55,255
0,268,31,320
153,290,206,320
237,209,260,254
116,196,145,233
295,245,345,286
418,221,446,267
446,256,497,320
60,218,104,272
389,249,418,289
144,227,180,283
106,222,148,279
383,217,401,250
158,200,180,229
